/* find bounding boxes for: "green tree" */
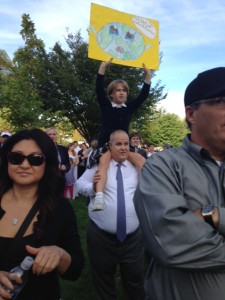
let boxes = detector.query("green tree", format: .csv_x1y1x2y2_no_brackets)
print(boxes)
0,50,12,71
46,30,166,143
0,14,52,130
144,113,189,147
0,108,13,132
1,14,166,141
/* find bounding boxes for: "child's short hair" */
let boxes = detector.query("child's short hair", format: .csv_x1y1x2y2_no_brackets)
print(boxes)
107,80,129,101
129,132,142,140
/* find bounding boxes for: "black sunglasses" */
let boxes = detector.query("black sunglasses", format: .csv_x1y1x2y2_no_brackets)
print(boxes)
8,152,46,166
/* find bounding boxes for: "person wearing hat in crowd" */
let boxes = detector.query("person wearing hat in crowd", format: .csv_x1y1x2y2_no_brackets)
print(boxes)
0,131,12,148
134,67,225,300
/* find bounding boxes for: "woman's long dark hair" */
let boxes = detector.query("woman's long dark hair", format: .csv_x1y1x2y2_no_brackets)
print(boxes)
0,128,65,238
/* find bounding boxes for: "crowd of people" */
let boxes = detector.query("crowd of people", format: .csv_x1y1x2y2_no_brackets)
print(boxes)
0,61,225,300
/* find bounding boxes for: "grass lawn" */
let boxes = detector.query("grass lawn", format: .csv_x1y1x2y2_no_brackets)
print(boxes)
60,196,96,300
60,196,142,299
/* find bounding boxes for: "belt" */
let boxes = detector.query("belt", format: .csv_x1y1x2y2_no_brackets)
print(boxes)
89,218,139,241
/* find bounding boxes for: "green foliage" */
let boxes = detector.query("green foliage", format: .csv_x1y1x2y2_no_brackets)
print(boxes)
0,108,13,132
0,50,12,70
46,32,101,143
0,14,52,130
143,113,189,147
46,30,166,143
1,73,47,130
0,14,166,141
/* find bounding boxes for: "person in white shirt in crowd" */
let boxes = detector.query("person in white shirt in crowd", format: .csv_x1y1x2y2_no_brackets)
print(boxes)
76,130,145,300
148,143,155,157
73,141,81,154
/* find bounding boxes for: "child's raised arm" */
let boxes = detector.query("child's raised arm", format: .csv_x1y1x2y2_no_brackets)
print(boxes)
98,58,113,75
143,63,151,84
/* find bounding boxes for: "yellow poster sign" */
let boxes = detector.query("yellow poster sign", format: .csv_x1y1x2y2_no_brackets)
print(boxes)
88,3,159,70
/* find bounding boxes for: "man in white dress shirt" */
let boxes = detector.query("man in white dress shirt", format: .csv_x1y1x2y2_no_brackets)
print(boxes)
76,130,145,300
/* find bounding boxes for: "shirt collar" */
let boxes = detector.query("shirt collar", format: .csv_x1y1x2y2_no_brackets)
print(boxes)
111,159,128,167
111,102,127,108
183,134,225,166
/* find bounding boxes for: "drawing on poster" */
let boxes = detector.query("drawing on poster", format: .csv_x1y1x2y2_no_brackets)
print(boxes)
88,3,159,70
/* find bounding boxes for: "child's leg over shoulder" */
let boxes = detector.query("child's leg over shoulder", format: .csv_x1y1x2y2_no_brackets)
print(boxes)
92,150,112,211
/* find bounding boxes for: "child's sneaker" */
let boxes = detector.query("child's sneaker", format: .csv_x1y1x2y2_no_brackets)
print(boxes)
92,193,105,211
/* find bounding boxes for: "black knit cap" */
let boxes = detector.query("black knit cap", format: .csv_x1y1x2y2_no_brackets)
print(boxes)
184,67,225,106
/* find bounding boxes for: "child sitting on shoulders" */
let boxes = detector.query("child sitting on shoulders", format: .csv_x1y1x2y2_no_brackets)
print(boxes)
88,58,151,211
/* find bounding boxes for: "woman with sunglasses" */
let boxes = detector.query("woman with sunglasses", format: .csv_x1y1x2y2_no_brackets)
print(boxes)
0,128,84,300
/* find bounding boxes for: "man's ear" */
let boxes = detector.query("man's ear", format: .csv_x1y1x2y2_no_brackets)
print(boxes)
185,106,196,125
108,142,112,151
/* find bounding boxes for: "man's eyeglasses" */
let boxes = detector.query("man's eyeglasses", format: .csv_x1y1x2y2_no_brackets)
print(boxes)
8,152,46,166
191,97,225,107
